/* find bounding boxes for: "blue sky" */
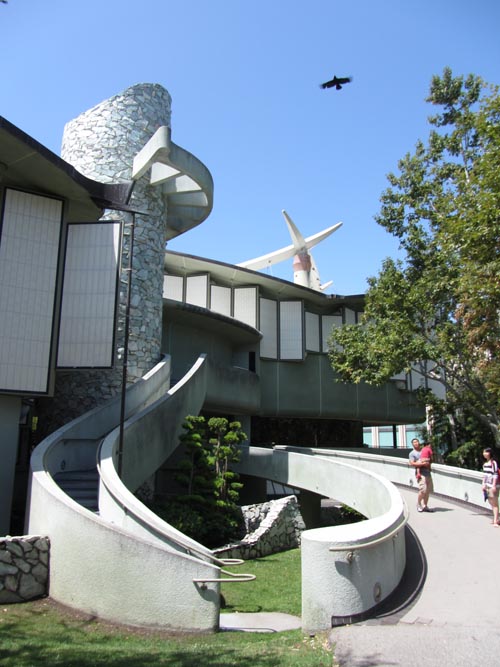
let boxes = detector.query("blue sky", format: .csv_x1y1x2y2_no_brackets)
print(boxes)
1,0,499,294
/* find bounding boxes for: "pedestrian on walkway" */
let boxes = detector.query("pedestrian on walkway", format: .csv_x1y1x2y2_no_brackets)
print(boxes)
482,447,499,526
409,439,424,508
409,438,433,512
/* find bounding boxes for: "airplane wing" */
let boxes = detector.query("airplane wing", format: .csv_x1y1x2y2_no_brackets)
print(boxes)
237,243,296,270
238,211,342,271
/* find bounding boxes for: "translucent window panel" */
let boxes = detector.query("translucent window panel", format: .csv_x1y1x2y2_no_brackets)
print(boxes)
305,311,320,352
0,189,62,392
279,301,303,360
409,361,446,400
405,427,423,447
57,222,121,368
410,367,426,392
234,287,257,327
321,314,343,352
345,308,357,325
163,274,183,301
186,274,208,308
378,428,396,448
426,375,446,400
362,428,373,447
259,297,277,359
210,284,231,316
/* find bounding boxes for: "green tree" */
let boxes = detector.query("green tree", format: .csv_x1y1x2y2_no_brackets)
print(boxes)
157,416,246,548
328,68,500,451
205,417,246,504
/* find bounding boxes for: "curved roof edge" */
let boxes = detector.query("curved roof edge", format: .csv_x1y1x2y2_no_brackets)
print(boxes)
165,249,366,310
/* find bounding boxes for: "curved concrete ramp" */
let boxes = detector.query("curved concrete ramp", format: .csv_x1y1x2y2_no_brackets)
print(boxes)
235,446,408,630
27,356,227,632
331,487,499,667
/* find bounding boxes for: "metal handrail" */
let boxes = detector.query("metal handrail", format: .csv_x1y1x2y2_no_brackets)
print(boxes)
329,501,409,554
97,445,248,569
193,567,256,586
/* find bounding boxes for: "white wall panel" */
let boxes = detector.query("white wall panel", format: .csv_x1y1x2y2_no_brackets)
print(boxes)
57,222,121,368
345,308,357,325
186,274,208,308
163,274,183,301
259,298,277,359
234,287,257,327
210,284,231,316
0,189,62,392
280,301,303,360
305,312,320,352
321,314,343,352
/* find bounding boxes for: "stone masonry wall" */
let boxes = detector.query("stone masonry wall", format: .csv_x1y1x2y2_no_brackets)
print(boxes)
214,495,305,560
0,536,49,603
37,84,172,436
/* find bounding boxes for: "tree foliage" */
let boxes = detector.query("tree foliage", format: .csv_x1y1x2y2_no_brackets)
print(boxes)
328,68,500,451
156,416,246,548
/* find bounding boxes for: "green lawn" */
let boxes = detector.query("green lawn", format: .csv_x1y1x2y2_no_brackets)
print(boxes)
221,548,302,616
0,549,334,667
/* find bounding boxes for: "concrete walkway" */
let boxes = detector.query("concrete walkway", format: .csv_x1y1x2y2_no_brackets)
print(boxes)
331,487,500,666
219,611,301,633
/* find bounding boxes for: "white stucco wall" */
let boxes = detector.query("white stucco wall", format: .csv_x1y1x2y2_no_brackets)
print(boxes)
235,446,407,632
309,447,485,507
27,357,224,632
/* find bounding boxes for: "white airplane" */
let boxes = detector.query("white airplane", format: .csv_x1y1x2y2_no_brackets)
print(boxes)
237,210,342,292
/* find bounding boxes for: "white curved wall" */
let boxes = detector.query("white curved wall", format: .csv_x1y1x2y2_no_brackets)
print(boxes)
300,447,485,507
97,356,215,560
235,446,407,632
27,357,222,632
27,475,220,630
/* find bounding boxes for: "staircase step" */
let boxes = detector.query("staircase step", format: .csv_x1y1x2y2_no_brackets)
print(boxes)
54,470,99,481
53,469,99,512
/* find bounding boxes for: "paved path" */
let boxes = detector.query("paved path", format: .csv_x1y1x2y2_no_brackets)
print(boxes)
331,487,500,666
219,611,301,633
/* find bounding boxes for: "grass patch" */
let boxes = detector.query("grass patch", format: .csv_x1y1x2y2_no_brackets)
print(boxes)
221,548,302,616
0,598,333,667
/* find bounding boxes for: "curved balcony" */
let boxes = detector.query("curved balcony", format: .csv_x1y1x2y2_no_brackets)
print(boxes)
132,126,214,238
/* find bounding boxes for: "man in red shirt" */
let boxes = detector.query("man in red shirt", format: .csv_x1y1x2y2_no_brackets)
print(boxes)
410,439,434,512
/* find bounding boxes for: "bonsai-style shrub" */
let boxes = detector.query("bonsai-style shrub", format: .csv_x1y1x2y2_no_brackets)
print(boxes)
157,416,247,548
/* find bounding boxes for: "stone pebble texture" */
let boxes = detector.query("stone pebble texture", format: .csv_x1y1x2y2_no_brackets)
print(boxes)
0,536,49,603
37,84,172,437
214,495,305,560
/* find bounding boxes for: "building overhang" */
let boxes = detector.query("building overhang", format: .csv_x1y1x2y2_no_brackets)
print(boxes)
0,116,134,222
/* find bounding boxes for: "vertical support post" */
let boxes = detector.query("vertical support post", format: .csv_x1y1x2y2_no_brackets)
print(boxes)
118,212,136,479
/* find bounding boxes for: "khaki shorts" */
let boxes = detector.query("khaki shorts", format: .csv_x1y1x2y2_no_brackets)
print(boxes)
418,475,434,494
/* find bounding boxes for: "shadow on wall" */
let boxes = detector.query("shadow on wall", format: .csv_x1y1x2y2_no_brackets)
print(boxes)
338,524,428,627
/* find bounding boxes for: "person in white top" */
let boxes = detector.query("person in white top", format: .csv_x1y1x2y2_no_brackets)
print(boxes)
482,447,499,526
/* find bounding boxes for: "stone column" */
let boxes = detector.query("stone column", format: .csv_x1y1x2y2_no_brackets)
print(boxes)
38,84,172,435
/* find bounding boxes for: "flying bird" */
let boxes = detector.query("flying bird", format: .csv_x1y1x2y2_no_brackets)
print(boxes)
320,75,352,90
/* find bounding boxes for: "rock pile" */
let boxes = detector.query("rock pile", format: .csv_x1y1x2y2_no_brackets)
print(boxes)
0,536,49,603
214,495,305,560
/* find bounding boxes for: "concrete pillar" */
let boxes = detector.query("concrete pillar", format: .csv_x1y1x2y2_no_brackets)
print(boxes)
299,489,322,529
237,474,268,506
238,414,252,445
0,396,21,535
